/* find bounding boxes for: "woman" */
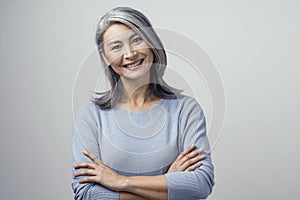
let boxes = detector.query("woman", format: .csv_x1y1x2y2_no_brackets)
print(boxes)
72,7,214,200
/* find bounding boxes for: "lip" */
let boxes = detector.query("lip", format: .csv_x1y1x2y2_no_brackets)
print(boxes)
123,59,144,70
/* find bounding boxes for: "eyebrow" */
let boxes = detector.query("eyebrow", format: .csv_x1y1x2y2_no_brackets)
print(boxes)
107,33,139,46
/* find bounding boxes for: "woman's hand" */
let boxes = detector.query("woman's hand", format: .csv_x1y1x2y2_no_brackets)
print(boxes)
74,150,126,192
167,144,205,173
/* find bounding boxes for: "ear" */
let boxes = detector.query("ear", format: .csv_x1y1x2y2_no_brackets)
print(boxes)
99,49,110,66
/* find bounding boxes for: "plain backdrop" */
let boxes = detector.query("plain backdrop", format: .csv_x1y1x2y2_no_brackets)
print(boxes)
1,0,299,199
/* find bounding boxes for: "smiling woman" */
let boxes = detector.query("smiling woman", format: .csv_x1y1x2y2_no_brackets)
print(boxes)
72,7,215,200
101,24,154,81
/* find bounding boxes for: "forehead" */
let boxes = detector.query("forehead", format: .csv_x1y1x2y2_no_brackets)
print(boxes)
103,23,137,43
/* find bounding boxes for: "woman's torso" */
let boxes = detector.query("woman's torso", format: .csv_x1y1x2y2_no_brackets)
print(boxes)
95,98,184,176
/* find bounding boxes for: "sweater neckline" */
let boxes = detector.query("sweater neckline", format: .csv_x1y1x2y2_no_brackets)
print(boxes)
113,98,163,113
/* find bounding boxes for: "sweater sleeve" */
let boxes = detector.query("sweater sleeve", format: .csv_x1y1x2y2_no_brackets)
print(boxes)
165,97,215,200
71,102,119,200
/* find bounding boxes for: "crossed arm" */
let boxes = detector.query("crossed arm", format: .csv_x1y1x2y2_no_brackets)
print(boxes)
72,99,214,199
73,144,205,200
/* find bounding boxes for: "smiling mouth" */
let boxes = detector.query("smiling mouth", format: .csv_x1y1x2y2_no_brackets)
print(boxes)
123,59,144,69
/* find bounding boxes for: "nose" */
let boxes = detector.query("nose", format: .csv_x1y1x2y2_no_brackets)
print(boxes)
123,46,137,60
124,51,137,60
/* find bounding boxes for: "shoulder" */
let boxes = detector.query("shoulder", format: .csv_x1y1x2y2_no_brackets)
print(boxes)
161,95,204,116
171,95,203,112
178,95,201,106
75,100,101,120
177,95,205,121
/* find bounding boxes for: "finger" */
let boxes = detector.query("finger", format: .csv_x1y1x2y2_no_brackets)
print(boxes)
190,148,205,158
178,144,195,159
180,148,204,164
181,155,205,169
83,150,102,165
79,176,96,184
74,162,97,169
185,162,202,172
188,148,203,157
198,154,206,161
74,169,96,177
198,147,204,153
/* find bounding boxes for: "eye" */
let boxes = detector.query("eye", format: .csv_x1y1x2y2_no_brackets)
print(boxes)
132,37,143,44
111,45,122,51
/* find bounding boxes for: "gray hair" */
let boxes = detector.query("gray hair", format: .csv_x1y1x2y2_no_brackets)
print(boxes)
93,7,181,109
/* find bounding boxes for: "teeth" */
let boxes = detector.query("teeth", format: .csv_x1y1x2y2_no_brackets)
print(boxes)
126,60,143,68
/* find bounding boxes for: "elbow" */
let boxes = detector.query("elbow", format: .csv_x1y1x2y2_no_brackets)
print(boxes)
195,172,215,199
72,179,92,200
72,181,119,200
72,186,86,200
196,183,213,199
198,187,211,199
166,170,214,200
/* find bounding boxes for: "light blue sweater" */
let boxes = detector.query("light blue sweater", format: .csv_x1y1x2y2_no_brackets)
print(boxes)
72,95,214,199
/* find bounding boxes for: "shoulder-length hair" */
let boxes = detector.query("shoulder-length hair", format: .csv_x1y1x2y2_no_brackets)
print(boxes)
93,7,182,110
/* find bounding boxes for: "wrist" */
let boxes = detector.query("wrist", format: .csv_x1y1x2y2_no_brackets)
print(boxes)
118,175,130,191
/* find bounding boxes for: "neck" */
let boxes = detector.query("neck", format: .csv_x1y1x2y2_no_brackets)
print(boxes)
120,74,151,105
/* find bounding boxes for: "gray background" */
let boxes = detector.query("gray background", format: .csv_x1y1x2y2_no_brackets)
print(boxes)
1,0,299,199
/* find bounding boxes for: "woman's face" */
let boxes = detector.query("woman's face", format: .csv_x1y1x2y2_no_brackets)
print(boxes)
101,23,154,81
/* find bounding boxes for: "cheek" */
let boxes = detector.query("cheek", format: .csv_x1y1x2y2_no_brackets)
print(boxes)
150,52,154,61
110,65,124,76
144,49,154,62
109,56,122,67
109,59,124,75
